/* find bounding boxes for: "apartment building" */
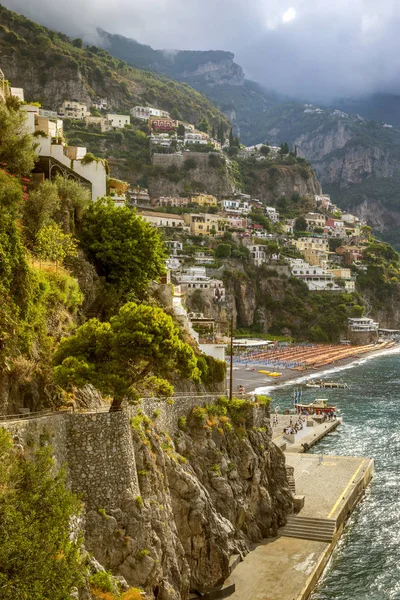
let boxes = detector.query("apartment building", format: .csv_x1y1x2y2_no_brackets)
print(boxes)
106,114,130,128
59,100,90,119
183,213,225,236
138,211,189,230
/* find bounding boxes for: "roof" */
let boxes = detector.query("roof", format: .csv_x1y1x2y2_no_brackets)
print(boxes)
139,211,185,220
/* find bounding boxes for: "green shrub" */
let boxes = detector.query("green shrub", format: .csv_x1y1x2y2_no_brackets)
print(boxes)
89,571,114,593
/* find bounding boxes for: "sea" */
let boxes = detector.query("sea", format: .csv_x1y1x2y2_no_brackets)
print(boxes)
256,347,400,600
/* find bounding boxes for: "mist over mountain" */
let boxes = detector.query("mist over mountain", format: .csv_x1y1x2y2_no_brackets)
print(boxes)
4,0,400,104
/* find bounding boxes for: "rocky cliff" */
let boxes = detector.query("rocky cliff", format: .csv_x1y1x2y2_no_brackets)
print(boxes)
238,159,321,204
1,397,292,599
149,152,237,197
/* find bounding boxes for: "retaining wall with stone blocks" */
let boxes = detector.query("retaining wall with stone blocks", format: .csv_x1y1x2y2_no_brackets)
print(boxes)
0,396,269,512
67,411,139,510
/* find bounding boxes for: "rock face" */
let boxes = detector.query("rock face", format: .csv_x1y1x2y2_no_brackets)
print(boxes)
246,164,322,204
149,152,237,197
83,402,292,599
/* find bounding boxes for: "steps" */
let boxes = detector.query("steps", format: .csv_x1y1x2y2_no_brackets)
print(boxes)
278,515,336,543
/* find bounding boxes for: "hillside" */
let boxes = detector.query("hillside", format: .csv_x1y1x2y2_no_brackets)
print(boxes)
100,30,400,247
0,4,229,128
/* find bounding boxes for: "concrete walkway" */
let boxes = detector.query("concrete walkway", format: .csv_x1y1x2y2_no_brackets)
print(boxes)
229,453,374,600
271,413,341,453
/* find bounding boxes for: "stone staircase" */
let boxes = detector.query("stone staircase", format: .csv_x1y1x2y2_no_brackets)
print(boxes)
278,515,336,543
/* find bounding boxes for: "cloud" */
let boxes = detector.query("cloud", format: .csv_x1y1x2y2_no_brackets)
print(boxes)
3,0,400,102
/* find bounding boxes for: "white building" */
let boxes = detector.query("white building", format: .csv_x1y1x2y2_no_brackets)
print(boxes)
289,259,342,292
59,100,90,119
165,240,183,254
106,114,130,129
39,108,58,118
21,105,107,200
348,318,378,333
131,106,170,120
138,211,189,230
250,245,268,267
265,206,279,222
10,87,24,101
92,97,108,110
175,267,225,301
184,132,207,145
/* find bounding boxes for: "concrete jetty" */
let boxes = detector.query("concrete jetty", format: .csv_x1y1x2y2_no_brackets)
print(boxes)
271,413,341,453
229,453,374,600
225,412,374,600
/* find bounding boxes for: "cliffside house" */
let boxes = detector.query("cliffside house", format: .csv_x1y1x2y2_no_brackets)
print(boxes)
289,259,342,292
128,187,151,205
138,211,189,231
92,97,108,110
85,115,114,132
305,212,326,229
184,132,208,145
59,100,90,119
327,268,356,292
191,194,218,207
175,267,225,301
21,104,107,200
265,206,280,222
106,114,130,129
183,213,225,236
155,196,190,208
336,245,364,265
131,106,170,120
348,317,379,344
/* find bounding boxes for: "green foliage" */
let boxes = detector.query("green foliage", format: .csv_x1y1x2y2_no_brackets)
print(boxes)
89,571,114,593
79,199,167,296
260,145,270,156
197,117,210,133
54,302,200,403
135,496,144,509
294,216,308,231
0,5,230,131
0,102,37,175
35,221,78,264
215,243,232,258
0,429,84,599
137,549,149,559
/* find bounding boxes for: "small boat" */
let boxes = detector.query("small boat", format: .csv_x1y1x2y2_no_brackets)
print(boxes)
295,399,337,415
258,370,271,375
268,372,282,378
306,380,347,389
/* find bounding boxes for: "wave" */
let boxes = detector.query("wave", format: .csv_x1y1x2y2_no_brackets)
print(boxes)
254,345,400,395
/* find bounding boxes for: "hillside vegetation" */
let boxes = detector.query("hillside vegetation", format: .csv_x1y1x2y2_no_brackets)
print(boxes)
0,4,229,128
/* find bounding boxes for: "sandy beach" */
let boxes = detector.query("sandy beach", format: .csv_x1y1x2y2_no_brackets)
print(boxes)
228,341,399,395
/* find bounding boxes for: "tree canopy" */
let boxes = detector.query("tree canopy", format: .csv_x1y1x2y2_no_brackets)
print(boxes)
79,199,167,296
54,302,200,407
0,103,37,175
0,429,83,599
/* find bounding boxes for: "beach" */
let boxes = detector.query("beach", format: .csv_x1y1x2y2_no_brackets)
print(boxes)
228,341,399,395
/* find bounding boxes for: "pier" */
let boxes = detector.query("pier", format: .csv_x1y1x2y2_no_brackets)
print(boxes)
229,452,374,600
224,411,374,600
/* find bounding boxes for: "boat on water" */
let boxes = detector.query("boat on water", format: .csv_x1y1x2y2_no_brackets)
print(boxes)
295,398,337,415
306,380,347,389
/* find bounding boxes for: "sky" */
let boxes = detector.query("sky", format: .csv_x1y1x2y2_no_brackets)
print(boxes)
3,0,400,102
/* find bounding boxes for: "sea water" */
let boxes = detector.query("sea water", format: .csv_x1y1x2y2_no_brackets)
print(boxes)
263,349,400,600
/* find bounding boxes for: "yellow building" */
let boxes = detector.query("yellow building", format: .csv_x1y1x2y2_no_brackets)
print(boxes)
191,194,218,207
304,247,329,267
183,213,225,236
294,237,329,253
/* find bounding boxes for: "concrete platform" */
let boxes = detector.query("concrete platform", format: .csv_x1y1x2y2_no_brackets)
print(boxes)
229,452,374,600
271,414,341,453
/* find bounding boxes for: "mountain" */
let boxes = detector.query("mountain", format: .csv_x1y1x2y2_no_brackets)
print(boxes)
99,30,400,248
0,4,229,129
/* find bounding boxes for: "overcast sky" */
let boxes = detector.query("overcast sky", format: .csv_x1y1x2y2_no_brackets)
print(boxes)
3,0,400,102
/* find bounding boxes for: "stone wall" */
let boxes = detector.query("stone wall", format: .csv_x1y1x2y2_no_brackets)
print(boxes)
0,395,268,512
67,411,140,509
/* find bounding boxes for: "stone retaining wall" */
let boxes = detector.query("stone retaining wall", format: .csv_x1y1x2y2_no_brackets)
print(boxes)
0,395,269,510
